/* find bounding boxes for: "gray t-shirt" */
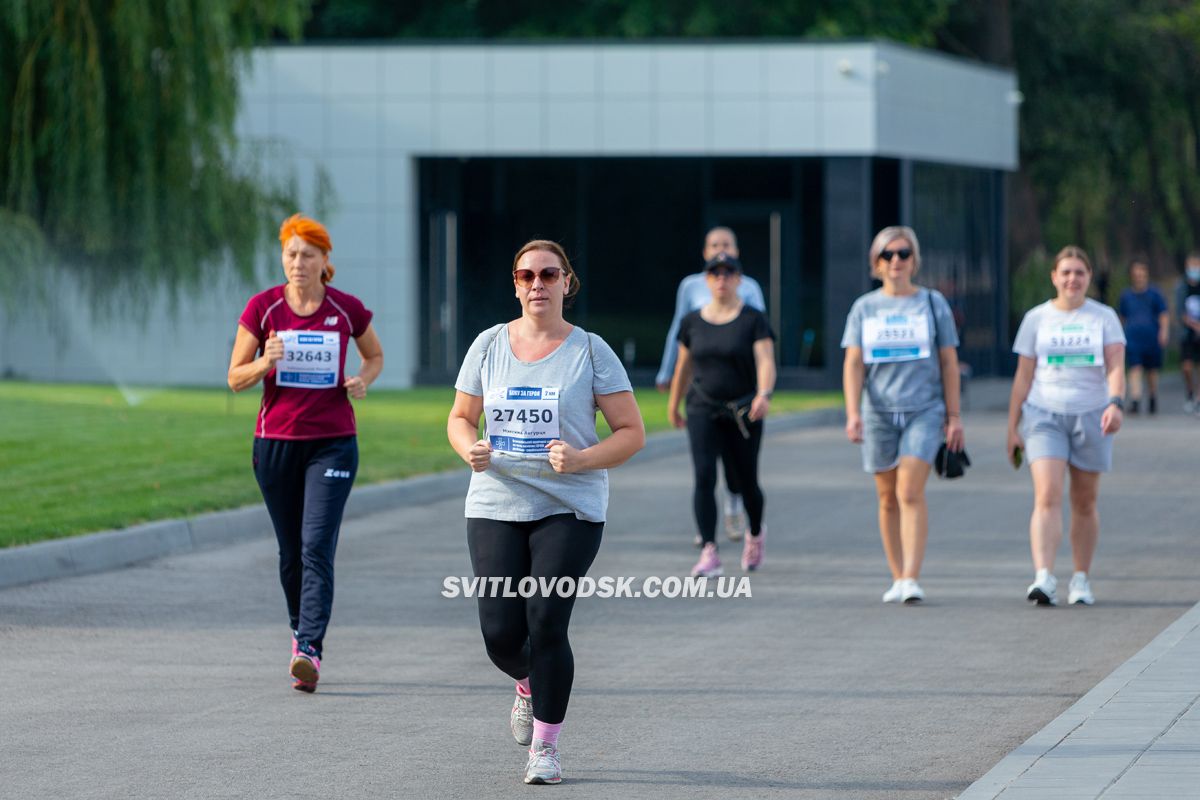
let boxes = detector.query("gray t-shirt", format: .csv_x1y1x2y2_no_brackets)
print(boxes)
455,323,633,523
841,287,959,413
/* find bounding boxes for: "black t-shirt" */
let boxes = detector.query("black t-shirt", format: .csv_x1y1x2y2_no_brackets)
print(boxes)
1182,281,1200,343
678,306,774,403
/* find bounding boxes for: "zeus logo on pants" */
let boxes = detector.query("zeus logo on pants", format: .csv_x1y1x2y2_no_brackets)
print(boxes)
324,469,351,479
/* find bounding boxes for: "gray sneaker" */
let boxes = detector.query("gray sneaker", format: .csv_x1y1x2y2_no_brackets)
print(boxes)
724,509,747,541
523,739,562,785
510,691,533,746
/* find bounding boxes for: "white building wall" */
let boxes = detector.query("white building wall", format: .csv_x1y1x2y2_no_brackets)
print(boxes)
0,41,1015,389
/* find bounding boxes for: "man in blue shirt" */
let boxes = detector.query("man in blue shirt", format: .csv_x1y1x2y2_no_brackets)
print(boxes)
1118,258,1169,414
657,226,766,542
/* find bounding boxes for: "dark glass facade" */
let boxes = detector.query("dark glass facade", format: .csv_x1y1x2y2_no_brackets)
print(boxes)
418,156,1007,386
909,163,1007,375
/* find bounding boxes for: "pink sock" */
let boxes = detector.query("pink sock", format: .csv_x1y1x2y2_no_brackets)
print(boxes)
531,719,562,746
516,678,531,698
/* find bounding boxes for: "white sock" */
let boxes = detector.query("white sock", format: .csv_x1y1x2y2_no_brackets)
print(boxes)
724,493,744,515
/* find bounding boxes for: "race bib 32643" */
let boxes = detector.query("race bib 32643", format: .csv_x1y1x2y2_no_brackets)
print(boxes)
276,331,340,388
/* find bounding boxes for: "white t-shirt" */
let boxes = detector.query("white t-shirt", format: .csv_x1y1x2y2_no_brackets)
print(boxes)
1012,299,1125,413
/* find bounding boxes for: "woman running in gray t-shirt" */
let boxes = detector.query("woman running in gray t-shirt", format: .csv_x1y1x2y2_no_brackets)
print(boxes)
447,239,645,786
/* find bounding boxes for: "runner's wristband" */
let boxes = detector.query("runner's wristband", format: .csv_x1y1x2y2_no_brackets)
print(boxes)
1107,396,1124,411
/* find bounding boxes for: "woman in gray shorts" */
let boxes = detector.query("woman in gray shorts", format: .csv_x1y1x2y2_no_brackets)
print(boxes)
1008,245,1126,607
842,226,965,604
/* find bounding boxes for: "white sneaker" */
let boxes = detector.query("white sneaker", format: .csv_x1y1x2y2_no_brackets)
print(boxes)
523,740,562,785
1068,572,1095,605
1027,570,1058,606
882,580,903,603
900,578,925,604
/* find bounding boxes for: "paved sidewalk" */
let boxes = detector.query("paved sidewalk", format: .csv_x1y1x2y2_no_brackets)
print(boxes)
959,599,1200,798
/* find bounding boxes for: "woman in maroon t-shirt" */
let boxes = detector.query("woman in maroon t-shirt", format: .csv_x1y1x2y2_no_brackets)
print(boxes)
228,213,383,692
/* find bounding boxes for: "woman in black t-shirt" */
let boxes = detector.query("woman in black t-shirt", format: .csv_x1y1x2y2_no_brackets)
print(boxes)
667,253,776,577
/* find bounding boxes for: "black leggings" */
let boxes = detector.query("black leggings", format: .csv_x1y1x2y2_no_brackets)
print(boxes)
686,403,764,544
467,514,604,725
253,436,358,657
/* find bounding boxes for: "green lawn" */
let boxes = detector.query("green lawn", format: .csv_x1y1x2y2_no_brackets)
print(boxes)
0,381,840,547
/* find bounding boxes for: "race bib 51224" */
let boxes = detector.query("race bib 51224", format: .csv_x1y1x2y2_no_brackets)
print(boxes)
1037,321,1103,367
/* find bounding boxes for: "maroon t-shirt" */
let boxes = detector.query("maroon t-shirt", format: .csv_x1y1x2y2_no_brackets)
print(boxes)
238,285,374,440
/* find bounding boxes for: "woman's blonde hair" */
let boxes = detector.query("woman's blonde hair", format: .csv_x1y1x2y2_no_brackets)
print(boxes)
868,226,922,275
1053,245,1092,273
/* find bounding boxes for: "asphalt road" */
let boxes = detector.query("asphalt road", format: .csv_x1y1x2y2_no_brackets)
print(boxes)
4,406,1199,799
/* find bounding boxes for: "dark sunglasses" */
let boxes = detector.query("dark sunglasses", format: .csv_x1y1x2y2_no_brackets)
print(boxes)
879,248,913,262
706,266,741,279
513,267,563,287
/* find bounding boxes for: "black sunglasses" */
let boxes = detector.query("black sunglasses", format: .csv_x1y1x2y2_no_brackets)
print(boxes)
706,266,741,279
513,267,563,287
879,248,913,262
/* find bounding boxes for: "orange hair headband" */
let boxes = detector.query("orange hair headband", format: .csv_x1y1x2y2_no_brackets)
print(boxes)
279,213,335,283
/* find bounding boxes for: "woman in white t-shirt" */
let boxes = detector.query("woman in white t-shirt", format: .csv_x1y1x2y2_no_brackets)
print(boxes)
1007,246,1126,607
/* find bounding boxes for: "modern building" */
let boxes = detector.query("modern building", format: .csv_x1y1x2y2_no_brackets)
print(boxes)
0,40,1017,389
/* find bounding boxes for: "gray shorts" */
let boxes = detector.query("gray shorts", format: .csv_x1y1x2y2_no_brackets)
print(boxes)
1019,402,1113,473
861,404,945,473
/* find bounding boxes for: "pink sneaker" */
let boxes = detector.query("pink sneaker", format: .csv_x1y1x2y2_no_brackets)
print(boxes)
290,643,320,693
691,543,723,577
741,525,766,571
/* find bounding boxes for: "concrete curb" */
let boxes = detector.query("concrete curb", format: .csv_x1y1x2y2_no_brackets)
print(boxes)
956,598,1200,799
0,407,842,590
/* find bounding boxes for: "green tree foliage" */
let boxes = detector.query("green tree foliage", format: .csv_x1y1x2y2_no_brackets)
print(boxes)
943,0,1200,281
0,0,310,301
304,0,953,44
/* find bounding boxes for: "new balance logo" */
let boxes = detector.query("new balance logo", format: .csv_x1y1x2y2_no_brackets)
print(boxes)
324,316,338,326
324,469,351,479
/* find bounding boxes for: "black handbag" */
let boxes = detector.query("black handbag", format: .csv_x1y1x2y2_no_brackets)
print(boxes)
935,443,971,479
927,289,970,479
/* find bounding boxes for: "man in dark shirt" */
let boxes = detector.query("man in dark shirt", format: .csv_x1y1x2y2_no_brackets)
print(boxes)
1175,252,1200,413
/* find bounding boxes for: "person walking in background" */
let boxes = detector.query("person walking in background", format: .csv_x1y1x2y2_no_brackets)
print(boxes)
667,252,776,578
1007,246,1125,607
227,213,384,692
1176,252,1200,413
1117,258,1168,414
657,226,766,543
447,239,644,785
842,226,964,605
